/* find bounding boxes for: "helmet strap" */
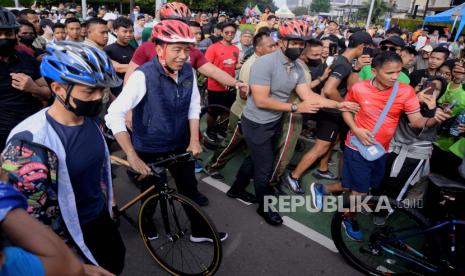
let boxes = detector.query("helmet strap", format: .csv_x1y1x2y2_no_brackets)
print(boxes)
160,43,176,75
55,84,76,112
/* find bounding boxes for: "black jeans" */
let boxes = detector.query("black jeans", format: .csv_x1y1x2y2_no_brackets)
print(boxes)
80,208,126,274
137,148,209,235
240,116,281,208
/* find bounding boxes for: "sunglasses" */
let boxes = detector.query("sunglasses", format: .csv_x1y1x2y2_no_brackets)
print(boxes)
223,31,236,35
381,45,401,52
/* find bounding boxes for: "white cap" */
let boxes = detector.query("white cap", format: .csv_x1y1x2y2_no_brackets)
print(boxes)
421,45,433,52
103,12,117,21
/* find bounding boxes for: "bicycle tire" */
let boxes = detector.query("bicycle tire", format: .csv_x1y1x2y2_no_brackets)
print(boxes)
331,196,439,275
138,192,222,276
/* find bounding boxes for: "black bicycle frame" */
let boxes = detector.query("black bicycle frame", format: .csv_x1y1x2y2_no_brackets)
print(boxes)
377,219,465,273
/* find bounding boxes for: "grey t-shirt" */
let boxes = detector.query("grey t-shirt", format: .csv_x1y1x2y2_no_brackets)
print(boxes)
242,50,307,124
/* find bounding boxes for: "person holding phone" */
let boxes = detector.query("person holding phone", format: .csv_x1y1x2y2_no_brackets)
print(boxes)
380,76,448,205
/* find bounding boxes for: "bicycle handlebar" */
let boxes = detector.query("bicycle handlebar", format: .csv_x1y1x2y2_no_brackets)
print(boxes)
110,152,194,173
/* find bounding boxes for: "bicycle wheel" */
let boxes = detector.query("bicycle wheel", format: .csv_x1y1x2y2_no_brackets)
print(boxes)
199,104,230,151
138,192,222,275
331,196,440,275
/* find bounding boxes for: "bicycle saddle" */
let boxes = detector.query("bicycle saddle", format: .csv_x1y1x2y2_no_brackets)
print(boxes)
428,174,465,192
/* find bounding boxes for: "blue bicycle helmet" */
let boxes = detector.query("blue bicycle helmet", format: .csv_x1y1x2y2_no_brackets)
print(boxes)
40,41,122,88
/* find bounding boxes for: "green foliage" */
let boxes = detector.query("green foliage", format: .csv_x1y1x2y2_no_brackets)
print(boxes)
292,6,308,16
310,0,330,13
357,0,390,24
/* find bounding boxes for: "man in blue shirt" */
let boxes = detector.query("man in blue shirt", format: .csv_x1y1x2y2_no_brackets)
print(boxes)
3,42,125,274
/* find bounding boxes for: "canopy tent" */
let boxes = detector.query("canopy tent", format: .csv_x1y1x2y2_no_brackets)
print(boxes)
275,5,295,19
424,2,465,41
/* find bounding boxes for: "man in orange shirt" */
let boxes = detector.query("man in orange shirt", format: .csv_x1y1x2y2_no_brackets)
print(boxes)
204,22,240,140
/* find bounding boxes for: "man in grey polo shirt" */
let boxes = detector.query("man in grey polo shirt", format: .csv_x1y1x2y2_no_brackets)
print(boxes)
239,20,359,226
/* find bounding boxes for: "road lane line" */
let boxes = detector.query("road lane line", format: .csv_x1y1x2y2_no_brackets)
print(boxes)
202,176,338,253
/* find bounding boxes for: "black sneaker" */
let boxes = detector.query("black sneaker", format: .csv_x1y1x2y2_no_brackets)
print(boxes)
226,188,258,204
190,232,228,243
193,193,209,206
312,169,338,180
204,130,218,142
208,169,225,181
282,172,305,194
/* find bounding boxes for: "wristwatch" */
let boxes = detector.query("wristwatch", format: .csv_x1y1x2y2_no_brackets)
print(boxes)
291,103,298,113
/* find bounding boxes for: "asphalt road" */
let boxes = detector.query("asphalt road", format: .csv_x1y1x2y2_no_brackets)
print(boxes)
113,163,362,276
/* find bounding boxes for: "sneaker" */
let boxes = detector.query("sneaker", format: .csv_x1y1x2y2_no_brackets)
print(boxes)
208,169,225,181
310,182,324,211
216,129,227,140
193,193,209,207
204,130,218,142
342,218,364,242
194,160,203,173
142,220,159,241
282,173,305,194
190,232,228,243
226,188,257,204
313,169,338,180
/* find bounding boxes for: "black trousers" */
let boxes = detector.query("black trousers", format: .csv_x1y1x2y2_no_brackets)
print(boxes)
240,116,281,208
137,148,209,235
81,208,126,274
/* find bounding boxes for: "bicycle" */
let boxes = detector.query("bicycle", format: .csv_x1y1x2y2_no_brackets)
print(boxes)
110,152,222,275
331,174,465,275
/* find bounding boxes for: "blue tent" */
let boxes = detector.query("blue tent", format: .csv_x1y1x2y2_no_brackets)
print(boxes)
424,2,465,41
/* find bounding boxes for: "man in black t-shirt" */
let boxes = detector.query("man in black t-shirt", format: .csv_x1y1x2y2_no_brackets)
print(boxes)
285,32,372,187
104,17,136,96
0,8,51,149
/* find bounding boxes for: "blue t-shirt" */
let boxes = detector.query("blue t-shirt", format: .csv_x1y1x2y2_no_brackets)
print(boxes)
46,113,105,225
1,246,45,276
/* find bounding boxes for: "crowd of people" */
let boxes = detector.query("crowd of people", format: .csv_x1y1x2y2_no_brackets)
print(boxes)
0,1,464,274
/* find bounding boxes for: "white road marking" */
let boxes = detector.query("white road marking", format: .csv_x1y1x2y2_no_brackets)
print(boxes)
202,176,252,206
202,176,338,253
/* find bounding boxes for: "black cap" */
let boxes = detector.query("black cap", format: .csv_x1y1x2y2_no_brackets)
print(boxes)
348,31,373,48
380,35,405,48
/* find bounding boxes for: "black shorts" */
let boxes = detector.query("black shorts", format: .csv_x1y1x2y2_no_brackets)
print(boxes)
315,110,344,143
207,90,236,117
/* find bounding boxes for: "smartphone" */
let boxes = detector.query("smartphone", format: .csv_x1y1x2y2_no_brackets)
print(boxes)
329,43,338,56
362,47,374,58
442,99,458,111
419,77,428,88
423,81,436,95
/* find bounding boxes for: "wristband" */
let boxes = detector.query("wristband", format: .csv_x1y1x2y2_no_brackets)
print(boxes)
352,67,361,73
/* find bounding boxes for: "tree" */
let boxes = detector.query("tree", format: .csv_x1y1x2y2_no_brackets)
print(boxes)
292,6,308,16
310,0,330,13
357,0,390,25
176,0,276,15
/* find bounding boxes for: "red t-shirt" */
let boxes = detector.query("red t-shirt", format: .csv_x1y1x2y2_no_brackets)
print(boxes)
130,41,208,70
345,80,421,150
204,41,239,92
15,45,34,57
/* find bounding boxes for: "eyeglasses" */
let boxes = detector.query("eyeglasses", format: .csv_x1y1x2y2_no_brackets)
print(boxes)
224,31,236,35
381,45,400,52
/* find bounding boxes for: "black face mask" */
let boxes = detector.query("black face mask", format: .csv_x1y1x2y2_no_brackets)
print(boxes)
69,97,103,117
19,35,35,46
0,39,17,56
284,47,304,61
306,58,322,67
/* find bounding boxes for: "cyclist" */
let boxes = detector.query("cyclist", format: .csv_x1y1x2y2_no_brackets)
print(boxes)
105,20,228,242
124,2,247,97
2,41,125,274
237,19,359,225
